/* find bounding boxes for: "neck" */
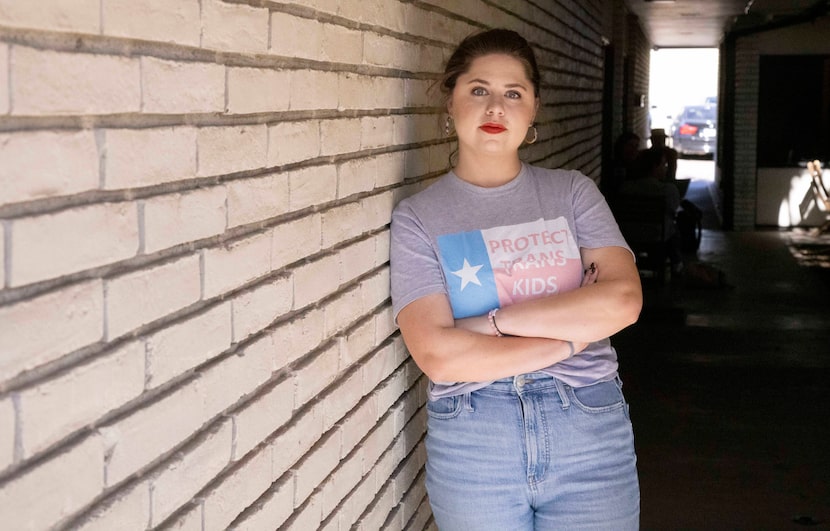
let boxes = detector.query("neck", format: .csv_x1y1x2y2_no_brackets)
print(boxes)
453,151,523,188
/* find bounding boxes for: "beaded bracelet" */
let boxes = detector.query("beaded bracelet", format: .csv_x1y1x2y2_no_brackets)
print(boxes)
487,308,504,336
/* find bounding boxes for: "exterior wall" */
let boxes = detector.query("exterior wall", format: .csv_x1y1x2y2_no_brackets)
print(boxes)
0,1,629,529
730,15,830,229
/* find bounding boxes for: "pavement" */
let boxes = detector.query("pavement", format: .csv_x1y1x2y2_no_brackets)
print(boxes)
613,179,830,529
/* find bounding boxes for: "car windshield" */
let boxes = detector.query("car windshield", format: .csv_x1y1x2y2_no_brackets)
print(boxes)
684,106,717,121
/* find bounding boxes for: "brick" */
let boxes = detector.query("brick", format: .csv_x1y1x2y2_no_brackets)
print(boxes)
103,0,200,46
197,125,267,177
106,255,200,339
360,190,395,231
75,481,150,531
0,396,13,471
336,471,379,529
320,449,364,517
272,308,324,369
271,213,321,270
357,484,395,531
338,72,373,110
343,318,375,370
374,76,405,109
0,44,8,115
0,0,99,32
375,152,405,188
104,127,197,190
150,420,232,526
232,277,293,342
202,232,271,299
18,341,144,458
294,343,340,407
226,67,290,115
323,287,361,337
142,58,225,114
341,399,378,465
232,474,294,530
364,33,410,70
284,493,322,530
404,78,433,108
146,302,232,388
101,381,204,486
163,502,203,530
0,130,98,205
143,186,226,254
227,172,289,229
321,203,368,248
290,70,339,111
0,435,104,530
201,0,269,54
270,12,322,60
375,306,395,345
0,221,4,288
0,280,103,381
232,376,294,460
197,334,273,420
294,429,341,504
360,116,395,150
321,369,363,431
319,118,361,157
267,120,320,167
404,147,430,179
202,448,272,531
271,404,324,481
340,238,377,286
321,23,363,64
361,266,390,311
11,202,137,286
12,47,140,115
337,156,377,199
289,165,337,212
292,253,341,309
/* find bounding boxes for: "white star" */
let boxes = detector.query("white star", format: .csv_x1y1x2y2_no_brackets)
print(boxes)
451,259,483,291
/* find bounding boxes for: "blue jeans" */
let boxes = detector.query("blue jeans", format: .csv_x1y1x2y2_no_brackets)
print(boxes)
425,373,640,530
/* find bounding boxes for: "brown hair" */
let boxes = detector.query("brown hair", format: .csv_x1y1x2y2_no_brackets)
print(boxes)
438,28,541,102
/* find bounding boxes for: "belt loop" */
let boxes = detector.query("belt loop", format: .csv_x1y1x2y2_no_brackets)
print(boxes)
554,378,571,409
463,392,473,412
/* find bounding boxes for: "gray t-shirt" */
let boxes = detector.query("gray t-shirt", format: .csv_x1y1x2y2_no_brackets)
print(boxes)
390,163,632,399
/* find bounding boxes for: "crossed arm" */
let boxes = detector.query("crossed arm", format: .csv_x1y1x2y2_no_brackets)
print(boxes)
396,245,642,383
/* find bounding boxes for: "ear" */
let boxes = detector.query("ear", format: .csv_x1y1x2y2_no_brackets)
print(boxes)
446,97,454,117
532,97,540,122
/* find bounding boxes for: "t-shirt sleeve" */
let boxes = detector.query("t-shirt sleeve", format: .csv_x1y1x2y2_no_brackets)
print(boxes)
570,172,633,255
390,202,448,323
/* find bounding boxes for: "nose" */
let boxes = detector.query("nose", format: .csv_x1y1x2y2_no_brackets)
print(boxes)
486,95,504,116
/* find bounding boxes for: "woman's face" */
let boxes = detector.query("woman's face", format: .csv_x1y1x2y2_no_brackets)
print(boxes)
448,53,539,157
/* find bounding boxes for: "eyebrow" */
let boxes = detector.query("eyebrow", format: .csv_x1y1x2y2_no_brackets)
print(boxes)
466,78,529,91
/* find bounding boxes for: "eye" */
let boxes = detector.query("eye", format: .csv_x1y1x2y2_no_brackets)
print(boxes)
472,87,488,96
506,90,522,99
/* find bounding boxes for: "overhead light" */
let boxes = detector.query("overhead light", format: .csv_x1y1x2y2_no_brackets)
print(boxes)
644,0,676,3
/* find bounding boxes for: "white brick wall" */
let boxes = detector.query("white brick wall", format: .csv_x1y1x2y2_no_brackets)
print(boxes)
0,1,614,529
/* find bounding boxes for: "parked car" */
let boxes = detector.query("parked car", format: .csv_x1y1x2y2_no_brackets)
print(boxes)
670,105,717,157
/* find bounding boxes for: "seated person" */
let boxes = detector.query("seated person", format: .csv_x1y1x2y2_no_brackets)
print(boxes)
649,128,678,182
621,147,684,274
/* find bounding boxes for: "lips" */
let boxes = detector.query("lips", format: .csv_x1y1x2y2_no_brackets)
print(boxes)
479,123,507,134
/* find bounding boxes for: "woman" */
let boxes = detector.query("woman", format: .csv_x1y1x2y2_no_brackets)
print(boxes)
390,28,642,530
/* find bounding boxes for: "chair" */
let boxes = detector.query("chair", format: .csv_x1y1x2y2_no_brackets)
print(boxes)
807,160,830,235
609,194,669,283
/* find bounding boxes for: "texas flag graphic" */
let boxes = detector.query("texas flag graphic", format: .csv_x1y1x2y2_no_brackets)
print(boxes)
437,217,582,319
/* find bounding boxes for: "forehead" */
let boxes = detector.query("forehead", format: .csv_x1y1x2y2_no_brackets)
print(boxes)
460,53,531,82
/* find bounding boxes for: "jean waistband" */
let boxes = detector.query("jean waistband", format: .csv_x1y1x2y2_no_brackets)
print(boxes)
485,371,565,394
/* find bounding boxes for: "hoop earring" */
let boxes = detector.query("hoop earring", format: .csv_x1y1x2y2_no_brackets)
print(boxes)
525,124,538,144
445,115,453,136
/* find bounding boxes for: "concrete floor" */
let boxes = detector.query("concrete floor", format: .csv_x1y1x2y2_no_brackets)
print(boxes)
614,180,830,529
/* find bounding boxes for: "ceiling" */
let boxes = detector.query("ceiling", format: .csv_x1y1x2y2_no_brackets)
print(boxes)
625,0,827,48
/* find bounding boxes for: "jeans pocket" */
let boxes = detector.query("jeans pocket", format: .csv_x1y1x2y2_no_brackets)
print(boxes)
425,394,466,420
569,378,626,414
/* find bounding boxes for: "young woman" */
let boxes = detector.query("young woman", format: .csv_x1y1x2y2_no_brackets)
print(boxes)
390,28,642,530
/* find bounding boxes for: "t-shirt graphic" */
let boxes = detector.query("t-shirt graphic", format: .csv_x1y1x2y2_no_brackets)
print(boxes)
437,217,582,319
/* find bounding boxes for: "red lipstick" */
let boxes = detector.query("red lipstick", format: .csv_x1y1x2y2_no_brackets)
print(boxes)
479,123,506,134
